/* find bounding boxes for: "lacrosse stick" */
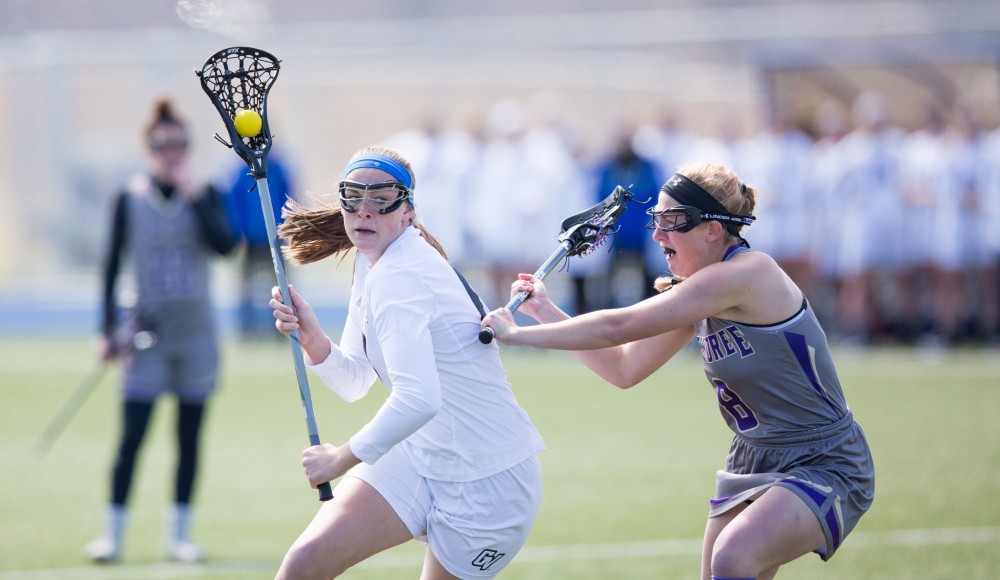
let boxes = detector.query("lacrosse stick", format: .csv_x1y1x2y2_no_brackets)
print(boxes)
33,361,109,457
196,46,332,501
479,185,643,344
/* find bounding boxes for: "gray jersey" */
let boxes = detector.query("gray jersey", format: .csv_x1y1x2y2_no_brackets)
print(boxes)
125,176,214,347
695,276,848,438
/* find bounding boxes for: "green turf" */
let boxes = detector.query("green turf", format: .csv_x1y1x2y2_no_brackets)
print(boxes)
1,339,998,579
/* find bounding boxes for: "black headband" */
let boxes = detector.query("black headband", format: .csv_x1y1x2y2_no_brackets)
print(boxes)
661,174,730,215
660,173,755,238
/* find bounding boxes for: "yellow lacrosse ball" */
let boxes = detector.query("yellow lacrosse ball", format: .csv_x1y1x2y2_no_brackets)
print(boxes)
234,109,262,138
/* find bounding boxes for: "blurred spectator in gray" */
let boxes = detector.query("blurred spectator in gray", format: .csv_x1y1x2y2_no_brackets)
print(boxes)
223,146,297,340
89,97,238,564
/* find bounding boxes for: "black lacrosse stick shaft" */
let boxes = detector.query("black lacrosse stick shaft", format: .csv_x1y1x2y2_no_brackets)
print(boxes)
478,240,573,344
478,185,641,345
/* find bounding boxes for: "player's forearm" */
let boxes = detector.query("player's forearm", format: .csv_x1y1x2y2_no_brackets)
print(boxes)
508,309,624,350
332,441,361,475
528,300,571,325
350,385,440,464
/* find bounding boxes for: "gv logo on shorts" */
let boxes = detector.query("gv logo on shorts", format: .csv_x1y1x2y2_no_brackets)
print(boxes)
472,548,506,571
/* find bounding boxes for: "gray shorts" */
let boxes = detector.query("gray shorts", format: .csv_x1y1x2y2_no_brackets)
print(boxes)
709,413,875,560
122,337,219,403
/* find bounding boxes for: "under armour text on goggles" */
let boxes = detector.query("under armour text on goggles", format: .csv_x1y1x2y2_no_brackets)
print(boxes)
338,180,411,214
646,205,756,233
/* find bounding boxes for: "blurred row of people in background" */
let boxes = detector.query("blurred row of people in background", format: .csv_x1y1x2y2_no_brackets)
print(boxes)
376,92,1000,348
213,91,1000,348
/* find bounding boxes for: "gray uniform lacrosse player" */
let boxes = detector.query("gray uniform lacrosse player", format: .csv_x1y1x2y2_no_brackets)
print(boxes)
483,161,874,580
88,98,237,565
697,248,874,562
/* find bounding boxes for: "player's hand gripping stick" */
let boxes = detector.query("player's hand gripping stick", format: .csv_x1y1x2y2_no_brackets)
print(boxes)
478,241,572,344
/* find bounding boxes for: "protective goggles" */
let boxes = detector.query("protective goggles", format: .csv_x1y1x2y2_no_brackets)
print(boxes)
337,180,411,214
646,205,755,233
148,137,189,152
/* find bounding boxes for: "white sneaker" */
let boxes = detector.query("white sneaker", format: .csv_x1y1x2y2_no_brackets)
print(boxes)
84,536,120,563
166,540,204,563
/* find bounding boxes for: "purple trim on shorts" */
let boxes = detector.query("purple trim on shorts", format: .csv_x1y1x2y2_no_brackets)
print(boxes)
782,332,844,419
710,495,735,507
825,505,843,551
781,477,842,551
781,477,827,507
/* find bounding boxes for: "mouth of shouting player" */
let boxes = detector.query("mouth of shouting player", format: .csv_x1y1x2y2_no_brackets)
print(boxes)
351,223,377,237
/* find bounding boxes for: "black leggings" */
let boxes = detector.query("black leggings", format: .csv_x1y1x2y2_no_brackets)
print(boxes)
111,399,206,506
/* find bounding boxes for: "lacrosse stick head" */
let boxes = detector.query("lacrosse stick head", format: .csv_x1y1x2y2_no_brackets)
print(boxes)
196,46,280,178
558,185,645,257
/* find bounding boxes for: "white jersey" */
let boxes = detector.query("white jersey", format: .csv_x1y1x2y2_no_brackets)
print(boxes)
307,226,544,482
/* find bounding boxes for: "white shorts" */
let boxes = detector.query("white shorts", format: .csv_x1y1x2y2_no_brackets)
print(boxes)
343,445,543,578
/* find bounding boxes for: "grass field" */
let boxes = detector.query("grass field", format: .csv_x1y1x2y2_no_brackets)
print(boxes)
2,338,999,579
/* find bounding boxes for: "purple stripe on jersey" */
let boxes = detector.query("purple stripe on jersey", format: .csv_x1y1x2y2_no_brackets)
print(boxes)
782,332,844,419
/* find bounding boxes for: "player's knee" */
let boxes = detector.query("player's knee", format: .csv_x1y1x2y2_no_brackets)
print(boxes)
710,534,761,578
276,540,345,580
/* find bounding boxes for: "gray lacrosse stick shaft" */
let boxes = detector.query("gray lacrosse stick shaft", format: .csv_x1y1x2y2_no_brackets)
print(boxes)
256,178,332,500
479,239,573,344
34,362,108,456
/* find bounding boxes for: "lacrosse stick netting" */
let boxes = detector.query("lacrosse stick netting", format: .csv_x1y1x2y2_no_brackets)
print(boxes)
197,46,278,178
479,185,642,344
197,47,333,501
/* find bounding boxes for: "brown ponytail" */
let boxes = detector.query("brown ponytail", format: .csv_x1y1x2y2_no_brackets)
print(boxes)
412,218,449,261
278,198,353,265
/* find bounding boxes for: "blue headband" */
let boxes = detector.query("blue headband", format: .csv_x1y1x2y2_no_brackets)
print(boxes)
342,154,413,189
